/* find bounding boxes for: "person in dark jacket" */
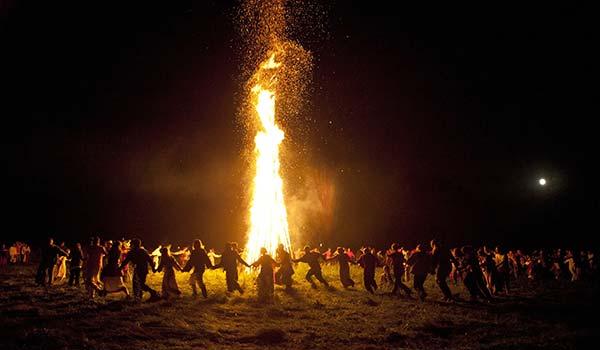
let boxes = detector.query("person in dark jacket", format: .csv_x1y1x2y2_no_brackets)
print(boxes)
119,238,159,302
407,244,430,301
36,237,68,286
387,243,412,297
183,239,213,298
293,246,330,288
215,242,250,294
460,245,492,302
357,247,379,293
68,243,85,287
275,243,294,291
327,247,355,288
430,239,457,302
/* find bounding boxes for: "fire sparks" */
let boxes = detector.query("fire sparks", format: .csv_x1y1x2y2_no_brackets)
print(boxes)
239,0,314,263
245,51,292,264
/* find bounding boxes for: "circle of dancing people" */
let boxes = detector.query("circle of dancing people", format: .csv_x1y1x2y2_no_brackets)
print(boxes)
27,236,597,303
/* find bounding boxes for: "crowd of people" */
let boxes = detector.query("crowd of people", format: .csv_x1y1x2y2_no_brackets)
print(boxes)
13,236,597,304
0,242,31,266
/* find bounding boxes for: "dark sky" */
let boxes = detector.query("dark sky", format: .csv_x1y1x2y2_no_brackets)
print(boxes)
2,1,597,249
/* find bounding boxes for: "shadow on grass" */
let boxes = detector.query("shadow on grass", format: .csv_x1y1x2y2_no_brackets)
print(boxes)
237,327,287,345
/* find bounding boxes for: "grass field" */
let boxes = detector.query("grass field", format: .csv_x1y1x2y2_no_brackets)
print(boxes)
0,264,598,349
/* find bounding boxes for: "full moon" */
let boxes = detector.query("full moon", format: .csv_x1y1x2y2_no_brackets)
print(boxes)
539,178,547,186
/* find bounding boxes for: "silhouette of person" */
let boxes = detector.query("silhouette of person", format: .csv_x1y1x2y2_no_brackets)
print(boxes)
35,237,68,286
183,239,213,298
120,238,159,302
387,243,412,297
155,247,182,299
275,243,294,290
100,241,129,298
215,242,250,294
327,247,355,288
460,245,492,302
251,247,279,301
430,239,457,301
293,245,330,288
407,244,430,301
357,247,379,293
68,243,84,287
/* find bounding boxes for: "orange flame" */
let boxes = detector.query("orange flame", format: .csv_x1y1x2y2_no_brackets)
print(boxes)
245,51,292,263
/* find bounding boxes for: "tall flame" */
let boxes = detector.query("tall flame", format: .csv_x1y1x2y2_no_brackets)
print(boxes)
245,52,292,264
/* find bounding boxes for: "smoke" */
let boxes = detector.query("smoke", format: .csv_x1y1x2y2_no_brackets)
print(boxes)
286,168,336,248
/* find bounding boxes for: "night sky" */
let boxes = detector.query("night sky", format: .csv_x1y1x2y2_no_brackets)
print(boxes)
2,2,597,249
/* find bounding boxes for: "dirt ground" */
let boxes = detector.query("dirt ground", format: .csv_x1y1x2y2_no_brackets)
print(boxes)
1,264,598,349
